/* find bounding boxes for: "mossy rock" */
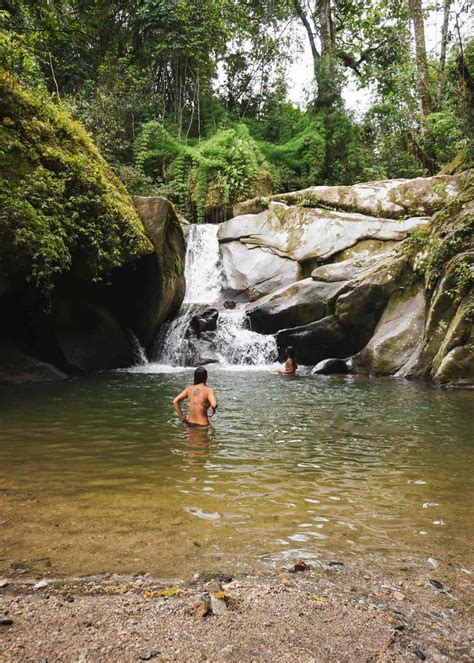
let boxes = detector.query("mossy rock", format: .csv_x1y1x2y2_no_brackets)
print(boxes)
0,69,153,288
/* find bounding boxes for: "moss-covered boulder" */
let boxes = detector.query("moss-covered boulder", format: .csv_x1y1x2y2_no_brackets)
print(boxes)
0,69,153,287
234,175,462,220
402,168,474,385
0,70,185,378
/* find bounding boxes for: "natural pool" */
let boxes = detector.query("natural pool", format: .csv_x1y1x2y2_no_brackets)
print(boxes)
0,367,473,579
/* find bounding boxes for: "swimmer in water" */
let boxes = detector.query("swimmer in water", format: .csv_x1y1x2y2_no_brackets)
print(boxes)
173,366,218,427
277,346,297,375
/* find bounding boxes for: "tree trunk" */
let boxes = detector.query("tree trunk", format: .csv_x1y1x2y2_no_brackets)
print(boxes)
435,0,451,107
293,0,339,110
316,0,338,109
409,0,432,120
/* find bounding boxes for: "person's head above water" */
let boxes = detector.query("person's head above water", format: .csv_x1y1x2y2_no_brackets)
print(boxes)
193,366,208,385
286,346,296,360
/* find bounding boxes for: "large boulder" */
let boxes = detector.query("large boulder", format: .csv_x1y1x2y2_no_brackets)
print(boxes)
131,196,186,345
247,279,347,334
276,253,410,365
352,284,425,376
277,315,359,365
220,202,429,264
220,241,300,301
234,175,462,219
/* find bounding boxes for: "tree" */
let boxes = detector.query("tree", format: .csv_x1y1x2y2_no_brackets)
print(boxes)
408,0,433,119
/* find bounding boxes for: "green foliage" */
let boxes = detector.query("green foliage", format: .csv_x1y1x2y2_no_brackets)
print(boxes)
0,68,152,287
135,122,273,222
421,111,469,167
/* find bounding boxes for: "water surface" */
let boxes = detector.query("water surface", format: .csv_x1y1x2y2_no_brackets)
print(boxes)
1,368,473,578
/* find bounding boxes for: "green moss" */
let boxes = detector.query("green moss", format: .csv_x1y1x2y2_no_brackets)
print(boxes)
174,255,184,277
0,69,153,287
403,169,474,297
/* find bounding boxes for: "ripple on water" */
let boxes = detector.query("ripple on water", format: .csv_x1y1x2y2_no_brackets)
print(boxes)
0,370,473,577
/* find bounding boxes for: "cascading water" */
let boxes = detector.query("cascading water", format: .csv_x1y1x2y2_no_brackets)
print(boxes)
156,224,277,367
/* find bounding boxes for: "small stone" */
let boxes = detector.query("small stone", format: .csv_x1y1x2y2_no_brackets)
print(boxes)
0,616,13,626
328,561,344,567
195,600,212,618
413,648,426,660
393,591,405,601
138,650,160,661
429,579,444,591
210,594,227,615
219,644,234,657
0,579,8,588
34,580,49,590
65,595,75,603
289,560,310,573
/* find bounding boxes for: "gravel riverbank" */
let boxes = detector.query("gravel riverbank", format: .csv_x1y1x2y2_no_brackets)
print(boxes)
0,557,472,662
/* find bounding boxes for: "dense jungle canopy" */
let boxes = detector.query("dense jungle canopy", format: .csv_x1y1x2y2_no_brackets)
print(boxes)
1,0,473,227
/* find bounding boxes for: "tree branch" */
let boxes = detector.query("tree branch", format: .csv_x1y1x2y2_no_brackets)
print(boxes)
293,0,320,62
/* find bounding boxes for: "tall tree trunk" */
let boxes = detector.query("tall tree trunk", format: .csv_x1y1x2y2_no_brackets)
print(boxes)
293,0,339,110
409,0,433,120
435,0,451,107
316,0,338,109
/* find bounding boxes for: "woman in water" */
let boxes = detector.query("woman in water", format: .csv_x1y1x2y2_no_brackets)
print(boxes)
277,346,297,375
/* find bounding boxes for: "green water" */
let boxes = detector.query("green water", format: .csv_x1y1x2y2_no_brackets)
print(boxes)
0,367,473,579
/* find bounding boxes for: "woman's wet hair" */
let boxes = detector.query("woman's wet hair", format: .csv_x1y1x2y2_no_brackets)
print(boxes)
194,366,208,384
286,346,296,359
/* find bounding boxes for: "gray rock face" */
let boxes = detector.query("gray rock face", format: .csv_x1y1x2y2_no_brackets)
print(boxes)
248,279,347,334
220,241,300,301
353,285,426,376
219,202,429,264
275,253,410,365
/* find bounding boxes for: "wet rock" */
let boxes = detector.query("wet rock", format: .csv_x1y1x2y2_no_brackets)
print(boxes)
0,616,13,626
190,308,219,337
312,358,350,375
34,579,49,590
138,649,160,660
223,300,236,310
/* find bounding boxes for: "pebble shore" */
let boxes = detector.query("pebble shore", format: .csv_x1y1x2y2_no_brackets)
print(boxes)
0,557,472,662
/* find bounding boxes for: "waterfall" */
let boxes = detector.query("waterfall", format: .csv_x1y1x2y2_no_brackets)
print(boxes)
156,224,277,367
128,330,147,365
